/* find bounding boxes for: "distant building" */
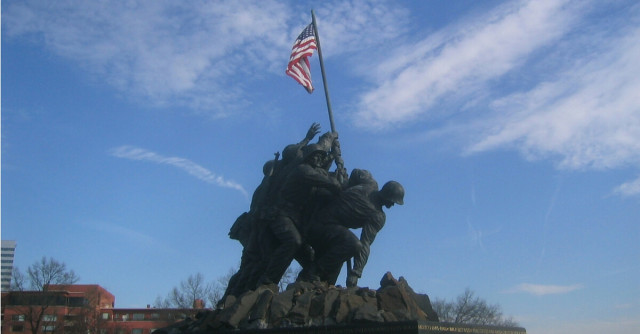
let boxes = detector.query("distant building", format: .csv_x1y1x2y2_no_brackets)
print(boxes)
1,285,205,334
1,240,17,291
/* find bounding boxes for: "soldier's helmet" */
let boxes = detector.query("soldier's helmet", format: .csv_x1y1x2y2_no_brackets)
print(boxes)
302,144,327,162
379,181,405,205
263,160,276,176
282,144,302,163
348,169,377,188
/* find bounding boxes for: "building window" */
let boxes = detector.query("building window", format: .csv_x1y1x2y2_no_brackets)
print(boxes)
132,313,145,321
121,314,129,321
68,297,88,307
102,313,110,320
131,329,143,334
42,315,57,322
41,325,56,332
99,329,109,334
150,313,160,320
12,315,25,321
11,325,24,332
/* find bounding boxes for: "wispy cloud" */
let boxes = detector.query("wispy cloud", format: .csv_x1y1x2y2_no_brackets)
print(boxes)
7,0,640,195
612,176,640,197
466,17,640,194
2,0,407,116
353,0,640,195
468,25,640,169
313,0,408,57
354,0,581,128
507,283,584,296
467,219,501,251
110,145,248,197
3,1,294,114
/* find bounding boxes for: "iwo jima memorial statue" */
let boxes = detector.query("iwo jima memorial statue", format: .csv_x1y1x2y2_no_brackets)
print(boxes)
155,11,525,334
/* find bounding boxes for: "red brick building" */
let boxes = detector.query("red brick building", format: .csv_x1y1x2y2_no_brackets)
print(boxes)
1,285,203,334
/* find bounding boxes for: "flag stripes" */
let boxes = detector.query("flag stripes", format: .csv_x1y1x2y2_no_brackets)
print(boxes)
286,24,317,93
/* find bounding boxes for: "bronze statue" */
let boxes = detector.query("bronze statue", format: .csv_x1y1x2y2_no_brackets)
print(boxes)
224,123,322,297
255,142,342,288
298,170,404,286
223,123,404,299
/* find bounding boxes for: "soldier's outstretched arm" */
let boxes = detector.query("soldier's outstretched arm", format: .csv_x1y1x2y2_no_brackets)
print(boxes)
351,221,382,280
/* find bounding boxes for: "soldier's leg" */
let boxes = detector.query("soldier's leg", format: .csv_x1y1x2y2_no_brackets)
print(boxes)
244,226,276,290
314,224,362,285
257,216,302,287
296,223,327,282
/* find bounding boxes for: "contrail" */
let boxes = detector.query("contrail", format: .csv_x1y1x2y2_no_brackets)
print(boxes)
110,145,248,198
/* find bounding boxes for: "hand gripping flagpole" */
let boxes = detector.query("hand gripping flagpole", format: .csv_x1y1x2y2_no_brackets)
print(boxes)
311,10,336,133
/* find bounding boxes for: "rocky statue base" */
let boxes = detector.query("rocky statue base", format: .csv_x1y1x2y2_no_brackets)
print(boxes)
154,272,525,334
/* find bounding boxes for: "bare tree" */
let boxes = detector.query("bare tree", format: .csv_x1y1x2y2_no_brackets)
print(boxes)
157,265,301,311
206,268,235,307
26,258,79,291
432,288,518,327
172,273,211,308
62,285,103,334
155,273,217,309
10,257,80,334
10,266,27,291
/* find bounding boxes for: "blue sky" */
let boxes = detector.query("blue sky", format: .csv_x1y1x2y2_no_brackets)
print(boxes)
2,0,639,333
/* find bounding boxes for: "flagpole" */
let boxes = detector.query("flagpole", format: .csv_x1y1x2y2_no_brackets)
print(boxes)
312,10,354,280
311,10,336,133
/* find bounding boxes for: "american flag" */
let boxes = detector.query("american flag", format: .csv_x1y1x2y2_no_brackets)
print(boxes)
286,23,317,93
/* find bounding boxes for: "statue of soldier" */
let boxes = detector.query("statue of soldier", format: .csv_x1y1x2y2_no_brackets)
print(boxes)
299,177,405,287
255,142,343,289
223,123,321,299
229,123,321,246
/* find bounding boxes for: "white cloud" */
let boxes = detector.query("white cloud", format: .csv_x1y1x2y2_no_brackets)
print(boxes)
354,0,581,129
350,0,640,196
110,145,248,197
3,0,408,116
468,25,640,170
313,0,409,57
464,19,640,196
3,0,292,114
613,176,640,197
507,283,584,296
